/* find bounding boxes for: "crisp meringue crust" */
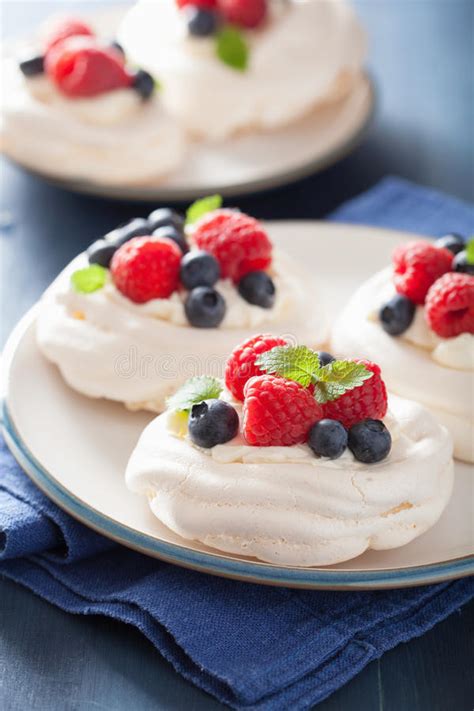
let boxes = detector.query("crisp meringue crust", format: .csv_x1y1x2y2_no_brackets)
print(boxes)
36,251,327,412
119,0,367,140
0,60,186,185
331,268,474,462
125,395,454,567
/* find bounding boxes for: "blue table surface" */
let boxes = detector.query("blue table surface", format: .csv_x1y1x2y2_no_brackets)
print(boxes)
1,1,473,709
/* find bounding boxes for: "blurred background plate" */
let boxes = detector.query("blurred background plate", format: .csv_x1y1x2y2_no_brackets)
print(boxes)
2,221,473,589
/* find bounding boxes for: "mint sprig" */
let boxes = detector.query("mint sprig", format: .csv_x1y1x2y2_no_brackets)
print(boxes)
166,375,223,412
71,264,107,294
255,345,373,405
186,194,223,225
466,237,474,265
215,26,249,72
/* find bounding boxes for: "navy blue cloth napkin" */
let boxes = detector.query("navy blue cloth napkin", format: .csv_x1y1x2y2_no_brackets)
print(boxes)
1,177,473,710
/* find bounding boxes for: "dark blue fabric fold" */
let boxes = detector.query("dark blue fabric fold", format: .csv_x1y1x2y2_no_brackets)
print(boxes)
1,177,473,710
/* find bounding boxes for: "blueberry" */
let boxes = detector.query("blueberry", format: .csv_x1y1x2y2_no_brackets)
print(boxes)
379,294,416,336
87,240,117,268
316,351,336,367
238,271,275,309
348,419,392,464
132,69,155,100
105,218,150,248
308,419,348,459
453,250,474,275
148,207,185,232
188,399,239,448
185,287,226,328
180,250,220,289
184,6,218,37
152,226,189,254
435,233,465,255
18,54,44,77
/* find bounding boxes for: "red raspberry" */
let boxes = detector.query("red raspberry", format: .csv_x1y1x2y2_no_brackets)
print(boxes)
176,0,217,8
193,209,272,282
243,375,323,446
225,334,289,401
392,240,453,305
425,272,474,338
44,18,95,53
322,360,388,429
219,0,267,28
111,237,182,303
45,38,132,98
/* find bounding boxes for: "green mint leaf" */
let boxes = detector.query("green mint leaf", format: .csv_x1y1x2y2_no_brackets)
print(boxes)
186,194,223,225
71,265,107,294
215,26,249,72
166,376,223,413
256,345,374,405
313,361,374,404
466,238,474,265
255,345,322,387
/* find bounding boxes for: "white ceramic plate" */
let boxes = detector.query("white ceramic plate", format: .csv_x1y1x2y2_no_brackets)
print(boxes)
1,7,374,201
2,222,473,589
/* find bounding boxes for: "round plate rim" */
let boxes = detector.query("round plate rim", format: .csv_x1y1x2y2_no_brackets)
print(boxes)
2,240,473,590
2,73,376,203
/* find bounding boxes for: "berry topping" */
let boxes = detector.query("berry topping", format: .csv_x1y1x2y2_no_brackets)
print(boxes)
176,0,217,8
322,360,388,429
152,225,189,255
392,240,453,305
185,6,219,36
453,240,474,275
148,207,185,232
242,375,323,447
110,236,181,303
348,419,392,464
45,38,132,97
220,0,268,29
238,271,275,309
44,18,94,52
184,286,226,327
435,233,465,255
308,419,348,460
18,54,44,77
316,351,336,366
425,272,474,338
225,334,289,401
131,69,155,100
379,293,416,336
188,399,239,448
106,217,150,248
193,209,272,282
180,250,220,289
87,240,117,268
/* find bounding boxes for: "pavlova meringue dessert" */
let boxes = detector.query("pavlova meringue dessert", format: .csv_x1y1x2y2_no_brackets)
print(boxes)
0,17,185,184
119,0,367,140
332,233,474,463
126,335,454,566
37,198,327,412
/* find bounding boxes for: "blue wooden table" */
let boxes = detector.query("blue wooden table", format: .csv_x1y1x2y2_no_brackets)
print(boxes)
1,1,473,709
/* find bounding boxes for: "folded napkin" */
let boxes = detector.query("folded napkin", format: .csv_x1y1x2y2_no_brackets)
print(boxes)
1,177,473,710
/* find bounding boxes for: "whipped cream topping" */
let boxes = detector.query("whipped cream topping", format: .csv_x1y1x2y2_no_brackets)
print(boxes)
331,267,474,462
0,59,186,184
36,249,327,412
126,395,453,566
119,0,367,140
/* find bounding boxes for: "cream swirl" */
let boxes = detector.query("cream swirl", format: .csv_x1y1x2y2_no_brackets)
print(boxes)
331,268,474,462
0,59,186,184
119,0,367,140
125,395,454,566
36,250,327,412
